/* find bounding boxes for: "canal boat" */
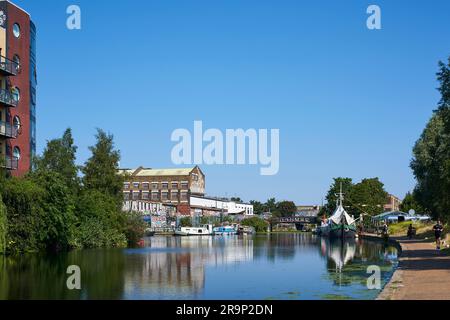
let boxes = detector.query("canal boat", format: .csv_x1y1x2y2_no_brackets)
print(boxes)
174,224,213,236
238,226,256,235
213,225,238,236
319,187,356,239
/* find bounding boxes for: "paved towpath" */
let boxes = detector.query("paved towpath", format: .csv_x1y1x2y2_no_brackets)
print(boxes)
378,236,450,300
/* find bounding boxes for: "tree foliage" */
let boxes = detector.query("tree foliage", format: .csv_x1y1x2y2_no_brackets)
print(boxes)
241,217,269,232
82,129,124,207
34,128,80,193
411,58,450,221
400,192,424,214
1,128,143,254
275,201,297,217
321,177,387,218
0,195,7,254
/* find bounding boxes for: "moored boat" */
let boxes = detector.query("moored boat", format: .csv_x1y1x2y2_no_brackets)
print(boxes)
174,224,213,236
213,225,237,236
319,187,357,239
238,226,256,235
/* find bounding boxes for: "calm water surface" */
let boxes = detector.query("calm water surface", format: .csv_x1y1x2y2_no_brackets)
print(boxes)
0,234,398,300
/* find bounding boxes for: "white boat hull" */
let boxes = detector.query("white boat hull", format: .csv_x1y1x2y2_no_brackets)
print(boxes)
175,225,213,236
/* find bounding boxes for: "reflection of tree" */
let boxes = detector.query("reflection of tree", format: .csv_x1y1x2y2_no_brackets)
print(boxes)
253,233,317,262
319,238,398,287
0,249,126,300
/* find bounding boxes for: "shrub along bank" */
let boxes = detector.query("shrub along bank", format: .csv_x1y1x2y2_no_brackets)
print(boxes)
0,128,146,255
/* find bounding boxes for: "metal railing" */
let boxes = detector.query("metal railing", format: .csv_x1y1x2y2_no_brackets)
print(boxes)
0,121,18,138
0,155,18,170
0,88,19,107
0,55,19,76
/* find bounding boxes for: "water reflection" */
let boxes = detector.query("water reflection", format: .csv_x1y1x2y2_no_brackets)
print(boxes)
0,234,398,300
319,238,398,289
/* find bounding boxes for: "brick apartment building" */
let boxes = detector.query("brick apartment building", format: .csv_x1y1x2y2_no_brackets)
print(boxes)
119,166,205,214
384,194,401,212
0,1,36,176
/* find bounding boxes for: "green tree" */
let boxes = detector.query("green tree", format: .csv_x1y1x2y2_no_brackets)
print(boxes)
250,200,264,215
31,171,77,251
241,217,269,232
321,178,353,216
276,201,297,217
123,212,146,246
230,197,243,203
411,112,448,219
400,192,425,214
179,217,192,227
1,178,45,253
82,129,123,207
0,195,6,254
265,198,277,213
348,178,388,217
411,58,450,221
72,190,127,249
34,128,80,192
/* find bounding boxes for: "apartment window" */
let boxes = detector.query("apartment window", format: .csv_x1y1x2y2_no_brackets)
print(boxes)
132,192,140,200
142,182,150,190
152,182,159,190
133,182,140,188
171,191,179,201
123,182,130,190
13,116,21,130
13,23,20,38
142,192,149,200
11,87,20,102
192,173,199,181
123,192,130,201
171,181,179,189
161,191,168,201
13,146,20,160
180,191,188,201
181,181,189,189
161,182,169,189
151,191,159,201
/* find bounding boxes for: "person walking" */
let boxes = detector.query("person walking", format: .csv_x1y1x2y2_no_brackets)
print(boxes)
433,220,444,250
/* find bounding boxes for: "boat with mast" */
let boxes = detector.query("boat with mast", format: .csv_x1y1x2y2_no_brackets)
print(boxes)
319,184,357,239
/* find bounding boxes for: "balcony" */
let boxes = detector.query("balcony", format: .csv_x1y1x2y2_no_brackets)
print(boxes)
0,121,18,138
0,155,18,170
0,55,19,76
0,88,19,107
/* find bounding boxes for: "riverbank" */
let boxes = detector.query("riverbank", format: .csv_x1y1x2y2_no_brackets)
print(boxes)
377,236,450,300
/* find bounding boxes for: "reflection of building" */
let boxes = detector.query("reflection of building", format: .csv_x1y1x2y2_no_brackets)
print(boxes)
0,1,36,176
384,194,401,212
123,237,254,297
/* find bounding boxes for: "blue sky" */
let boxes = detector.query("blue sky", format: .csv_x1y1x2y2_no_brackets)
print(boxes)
13,0,450,204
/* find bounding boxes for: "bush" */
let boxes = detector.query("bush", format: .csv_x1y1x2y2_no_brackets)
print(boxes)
1,177,46,253
124,212,146,246
72,218,126,249
72,190,127,249
241,217,269,232
0,196,6,254
179,217,192,227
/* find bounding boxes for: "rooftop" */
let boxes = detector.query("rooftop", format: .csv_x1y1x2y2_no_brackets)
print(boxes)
118,167,198,177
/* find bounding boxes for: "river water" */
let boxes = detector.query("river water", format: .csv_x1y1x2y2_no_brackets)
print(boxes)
0,233,398,300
